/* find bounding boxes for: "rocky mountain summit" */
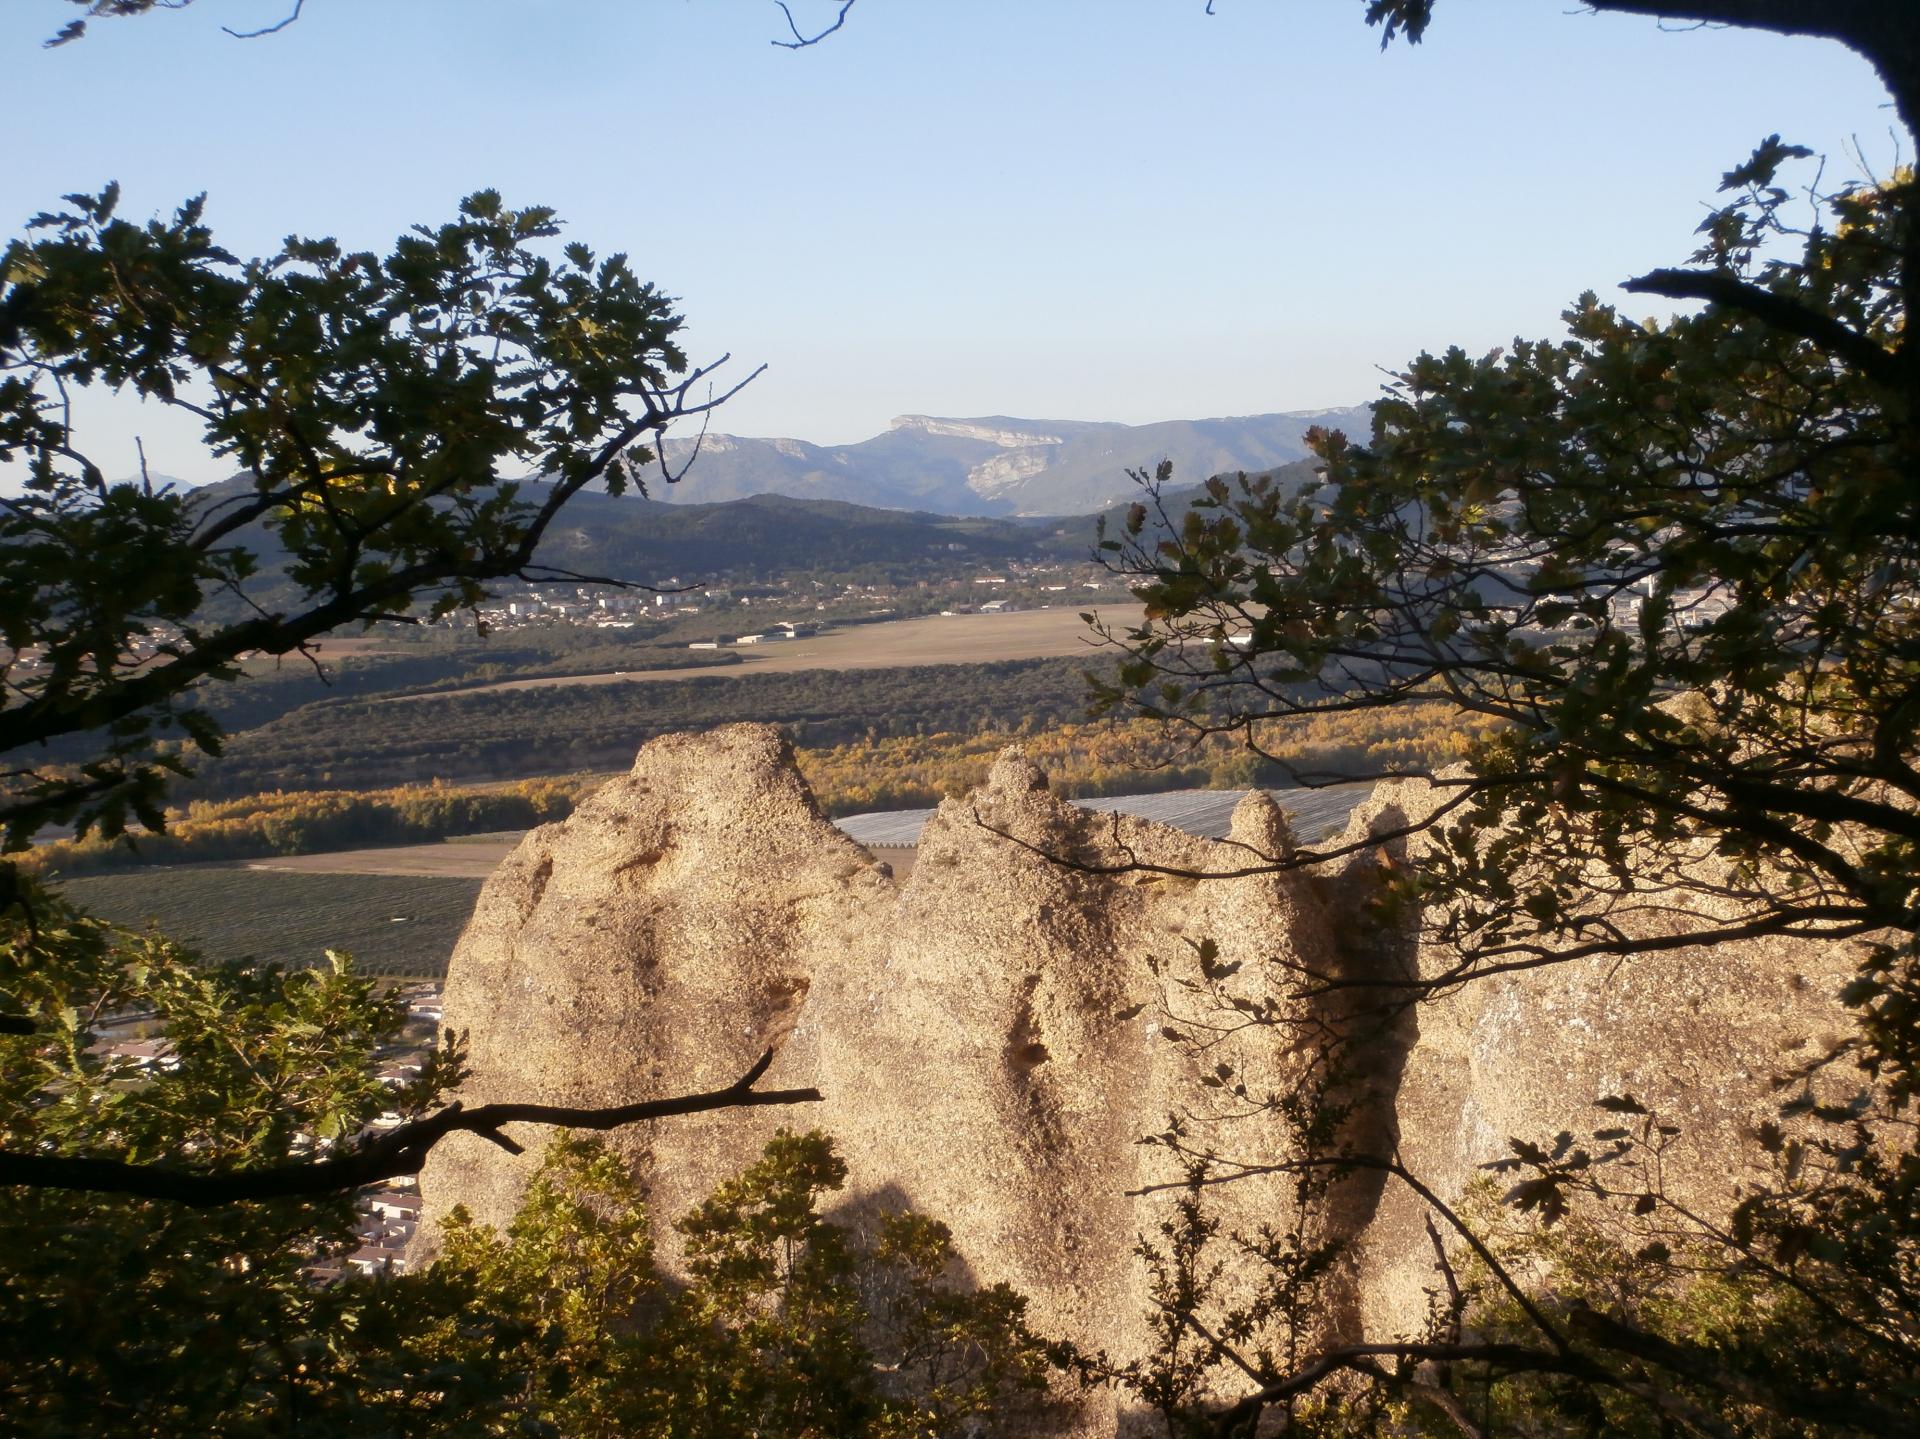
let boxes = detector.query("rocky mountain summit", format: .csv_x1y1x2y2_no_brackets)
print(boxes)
655,407,1372,515
419,726,1856,1435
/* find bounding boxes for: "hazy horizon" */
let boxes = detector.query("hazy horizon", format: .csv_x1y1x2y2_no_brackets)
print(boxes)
3,0,1905,486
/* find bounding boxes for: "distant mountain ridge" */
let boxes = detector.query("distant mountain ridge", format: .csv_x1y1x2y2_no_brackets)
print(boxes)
655,405,1369,516
184,460,1322,614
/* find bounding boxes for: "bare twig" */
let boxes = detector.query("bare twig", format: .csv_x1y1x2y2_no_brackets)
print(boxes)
772,0,855,49
223,0,304,39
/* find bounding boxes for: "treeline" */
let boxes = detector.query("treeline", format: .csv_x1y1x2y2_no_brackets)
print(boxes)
28,777,596,876
797,706,1495,813
181,658,1100,798
35,705,1488,875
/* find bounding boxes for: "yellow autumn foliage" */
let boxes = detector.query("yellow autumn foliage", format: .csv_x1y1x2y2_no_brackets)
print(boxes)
30,706,1485,873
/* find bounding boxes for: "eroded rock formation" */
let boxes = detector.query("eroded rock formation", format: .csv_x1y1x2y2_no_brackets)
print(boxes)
1337,777,1864,1340
418,725,1859,1434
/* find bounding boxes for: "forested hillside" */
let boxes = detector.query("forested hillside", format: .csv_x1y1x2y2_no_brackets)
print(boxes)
181,463,1318,614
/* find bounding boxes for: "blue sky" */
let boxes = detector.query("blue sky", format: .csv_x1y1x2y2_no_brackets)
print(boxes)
1,0,1903,482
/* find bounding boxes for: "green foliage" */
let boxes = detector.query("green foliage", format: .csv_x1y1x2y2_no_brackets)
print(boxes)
0,875,467,1434
43,2,196,48
1456,1087,1920,1434
0,183,720,849
1104,147,1920,1069
0,880,451,1172
1105,146,1920,1022
0,874,1048,1434
1360,0,1434,46
397,1130,1051,1438
1102,142,1920,1432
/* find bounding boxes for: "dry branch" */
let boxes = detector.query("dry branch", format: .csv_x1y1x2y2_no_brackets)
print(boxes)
0,1048,819,1205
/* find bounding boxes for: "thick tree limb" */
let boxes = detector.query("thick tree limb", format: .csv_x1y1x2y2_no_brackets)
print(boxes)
1581,2,1920,137
1210,1341,1618,1435
1156,1144,1912,1437
1622,267,1904,390
1567,1305,1911,1433
1582,0,1869,46
0,1048,820,1205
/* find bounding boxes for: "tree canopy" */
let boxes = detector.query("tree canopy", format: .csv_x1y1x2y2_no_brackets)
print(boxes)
0,180,827,1217
0,185,755,852
1090,9,1920,1430
1102,134,1918,1066
7,1,1919,1434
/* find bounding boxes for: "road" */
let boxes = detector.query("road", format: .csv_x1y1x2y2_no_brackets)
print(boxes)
241,784,1371,884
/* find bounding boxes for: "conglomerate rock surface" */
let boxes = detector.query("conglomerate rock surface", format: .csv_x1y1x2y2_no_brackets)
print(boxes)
1333,776,1865,1340
417,725,1860,1434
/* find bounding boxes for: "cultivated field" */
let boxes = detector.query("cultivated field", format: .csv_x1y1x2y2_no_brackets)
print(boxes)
63,868,483,978
290,635,400,660
58,782,1364,979
61,837,915,982
247,836,522,879
389,604,1146,702
229,785,1372,889
245,836,923,882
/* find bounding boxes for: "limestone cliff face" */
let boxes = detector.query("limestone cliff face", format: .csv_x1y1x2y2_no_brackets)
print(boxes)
419,727,1859,1433
890,414,1067,449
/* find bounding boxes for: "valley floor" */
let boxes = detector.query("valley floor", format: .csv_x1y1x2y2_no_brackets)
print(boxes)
383,604,1147,702
67,785,1370,977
